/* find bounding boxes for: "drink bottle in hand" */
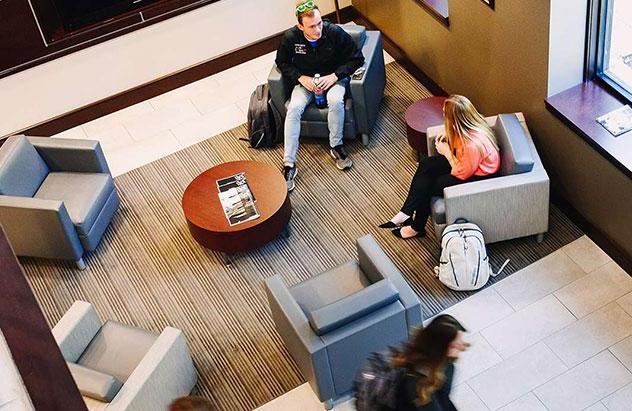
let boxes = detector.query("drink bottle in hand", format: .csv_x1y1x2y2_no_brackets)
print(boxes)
313,74,327,108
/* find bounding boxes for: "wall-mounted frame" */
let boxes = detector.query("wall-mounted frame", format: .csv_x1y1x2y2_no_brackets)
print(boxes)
481,0,495,9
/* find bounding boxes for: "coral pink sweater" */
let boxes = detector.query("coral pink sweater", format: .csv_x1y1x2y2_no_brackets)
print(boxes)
450,131,500,180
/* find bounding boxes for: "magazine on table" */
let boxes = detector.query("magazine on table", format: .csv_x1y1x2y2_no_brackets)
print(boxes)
596,105,632,137
216,172,260,226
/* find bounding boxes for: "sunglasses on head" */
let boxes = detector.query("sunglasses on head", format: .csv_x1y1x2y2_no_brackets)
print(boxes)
296,0,315,14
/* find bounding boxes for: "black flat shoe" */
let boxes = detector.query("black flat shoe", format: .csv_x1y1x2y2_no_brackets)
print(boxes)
378,217,413,229
391,227,425,239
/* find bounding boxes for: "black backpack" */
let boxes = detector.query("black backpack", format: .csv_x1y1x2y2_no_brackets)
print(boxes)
244,84,283,148
354,348,405,411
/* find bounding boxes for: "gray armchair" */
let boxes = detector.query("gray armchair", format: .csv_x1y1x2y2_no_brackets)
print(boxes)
0,135,120,269
52,301,197,410
268,25,386,146
265,234,422,409
426,113,550,243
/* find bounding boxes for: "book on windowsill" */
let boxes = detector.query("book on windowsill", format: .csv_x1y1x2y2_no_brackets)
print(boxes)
596,105,632,137
216,172,259,226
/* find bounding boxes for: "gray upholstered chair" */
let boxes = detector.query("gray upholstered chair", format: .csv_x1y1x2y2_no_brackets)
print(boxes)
267,24,386,146
265,234,422,409
0,135,120,269
52,301,197,410
426,113,550,243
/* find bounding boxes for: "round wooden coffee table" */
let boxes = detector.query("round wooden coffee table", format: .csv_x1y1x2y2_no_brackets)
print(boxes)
405,96,447,157
182,160,291,253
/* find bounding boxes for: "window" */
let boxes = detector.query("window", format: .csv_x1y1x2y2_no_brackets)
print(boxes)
597,0,632,101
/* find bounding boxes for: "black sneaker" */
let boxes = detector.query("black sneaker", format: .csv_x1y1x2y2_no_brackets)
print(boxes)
330,145,353,170
283,165,297,192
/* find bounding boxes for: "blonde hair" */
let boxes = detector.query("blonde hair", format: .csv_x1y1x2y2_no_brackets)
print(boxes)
443,95,498,155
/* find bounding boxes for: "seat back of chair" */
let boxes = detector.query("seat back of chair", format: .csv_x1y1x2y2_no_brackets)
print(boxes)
307,279,399,335
493,114,535,176
339,24,367,49
320,301,407,399
0,136,49,196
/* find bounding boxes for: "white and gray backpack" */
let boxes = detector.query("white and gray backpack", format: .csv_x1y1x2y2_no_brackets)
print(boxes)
435,219,509,291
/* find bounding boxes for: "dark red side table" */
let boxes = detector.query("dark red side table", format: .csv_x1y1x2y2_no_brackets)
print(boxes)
405,96,447,158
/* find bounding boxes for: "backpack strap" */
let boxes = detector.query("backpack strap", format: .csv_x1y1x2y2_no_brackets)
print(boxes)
491,258,510,277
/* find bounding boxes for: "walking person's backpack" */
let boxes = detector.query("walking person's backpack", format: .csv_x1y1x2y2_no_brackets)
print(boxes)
435,218,509,291
243,84,283,148
354,348,405,411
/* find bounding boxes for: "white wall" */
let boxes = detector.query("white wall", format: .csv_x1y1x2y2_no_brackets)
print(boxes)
0,331,34,410
547,0,587,96
0,0,350,138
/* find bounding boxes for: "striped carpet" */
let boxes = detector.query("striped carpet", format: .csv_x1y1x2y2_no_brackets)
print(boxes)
21,62,583,410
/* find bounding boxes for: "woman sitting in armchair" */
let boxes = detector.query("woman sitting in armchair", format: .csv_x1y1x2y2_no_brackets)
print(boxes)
380,95,500,239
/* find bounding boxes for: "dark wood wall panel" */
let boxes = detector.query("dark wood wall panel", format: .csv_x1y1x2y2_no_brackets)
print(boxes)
0,0,219,78
0,226,87,411
0,0,49,73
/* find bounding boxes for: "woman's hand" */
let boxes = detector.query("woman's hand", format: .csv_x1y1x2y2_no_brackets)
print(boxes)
435,134,450,157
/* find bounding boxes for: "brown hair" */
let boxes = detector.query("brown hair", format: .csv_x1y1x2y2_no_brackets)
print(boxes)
296,0,320,24
392,315,465,405
169,396,215,411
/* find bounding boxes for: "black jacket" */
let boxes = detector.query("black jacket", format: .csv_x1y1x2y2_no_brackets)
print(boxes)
275,21,364,85
396,362,457,411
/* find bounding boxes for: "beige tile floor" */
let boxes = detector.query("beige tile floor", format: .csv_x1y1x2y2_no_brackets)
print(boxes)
50,45,632,411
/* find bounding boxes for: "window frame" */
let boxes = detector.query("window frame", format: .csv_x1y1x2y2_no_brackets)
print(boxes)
589,0,632,103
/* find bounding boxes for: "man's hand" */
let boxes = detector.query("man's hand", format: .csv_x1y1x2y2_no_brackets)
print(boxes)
318,73,339,91
298,75,314,91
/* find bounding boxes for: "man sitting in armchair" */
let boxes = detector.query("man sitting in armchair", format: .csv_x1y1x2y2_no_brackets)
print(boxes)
276,0,364,191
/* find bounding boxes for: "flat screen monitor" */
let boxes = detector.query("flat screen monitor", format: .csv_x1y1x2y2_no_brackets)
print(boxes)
52,0,161,31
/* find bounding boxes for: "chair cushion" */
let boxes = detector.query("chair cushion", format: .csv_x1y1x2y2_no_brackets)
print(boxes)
307,279,400,335
339,24,367,49
289,261,370,314
67,362,123,402
0,135,49,196
34,172,114,236
493,113,534,176
78,320,159,382
430,196,446,224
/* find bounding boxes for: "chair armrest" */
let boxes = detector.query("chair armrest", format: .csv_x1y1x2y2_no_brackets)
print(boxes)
52,301,102,363
268,65,290,118
109,327,197,411
443,171,550,242
28,137,110,174
349,31,386,136
0,196,83,260
356,235,422,331
264,275,333,400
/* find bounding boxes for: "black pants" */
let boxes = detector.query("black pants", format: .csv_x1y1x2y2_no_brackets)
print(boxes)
401,156,488,232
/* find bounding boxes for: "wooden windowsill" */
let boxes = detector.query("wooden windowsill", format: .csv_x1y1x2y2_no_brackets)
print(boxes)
413,0,449,27
545,80,632,179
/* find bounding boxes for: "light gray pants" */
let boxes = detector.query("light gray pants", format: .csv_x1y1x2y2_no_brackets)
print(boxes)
283,80,347,166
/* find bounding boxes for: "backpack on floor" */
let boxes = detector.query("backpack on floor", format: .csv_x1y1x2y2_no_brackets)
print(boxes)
353,348,405,411
435,218,509,291
243,84,283,148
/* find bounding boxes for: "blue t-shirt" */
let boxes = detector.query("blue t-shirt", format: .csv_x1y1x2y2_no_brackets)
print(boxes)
307,39,319,48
